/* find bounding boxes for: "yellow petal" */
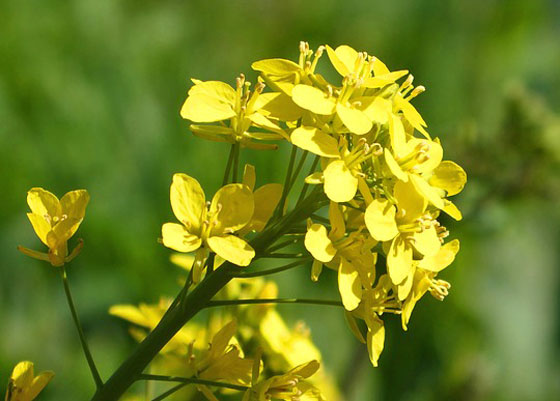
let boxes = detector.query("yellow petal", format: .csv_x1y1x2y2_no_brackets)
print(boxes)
394,95,429,138
170,173,206,233
180,93,236,123
338,258,362,311
372,57,391,75
291,84,336,115
361,96,391,125
429,161,467,196
387,236,413,284
250,183,283,232
325,45,356,76
28,371,55,400
442,201,463,221
254,92,303,121
397,269,415,301
251,58,301,76
323,160,358,202
364,199,398,241
207,235,255,267
162,223,202,253
27,188,60,219
393,179,427,221
336,103,372,135
366,315,385,367
50,217,82,245
328,201,346,241
242,164,256,191
188,80,236,104
418,239,459,272
27,213,51,246
311,259,323,282
291,126,339,158
389,114,407,156
409,174,445,209
404,138,443,173
60,189,89,220
304,172,324,185
11,361,34,388
364,71,408,88
109,305,149,327
412,226,441,257
384,149,408,182
210,184,254,235
304,224,336,263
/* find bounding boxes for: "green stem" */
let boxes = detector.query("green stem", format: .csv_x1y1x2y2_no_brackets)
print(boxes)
261,253,305,259
138,374,248,392
151,383,186,401
296,155,320,206
274,146,298,219
265,237,301,254
60,267,103,389
231,258,311,278
222,144,236,185
232,142,241,183
205,298,343,308
289,150,309,190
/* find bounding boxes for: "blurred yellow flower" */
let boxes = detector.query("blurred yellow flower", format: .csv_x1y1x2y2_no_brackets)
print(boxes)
5,361,54,401
18,187,89,267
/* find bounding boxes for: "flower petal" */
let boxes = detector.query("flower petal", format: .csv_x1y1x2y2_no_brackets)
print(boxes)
429,160,467,196
60,190,90,220
409,174,445,210
251,58,301,76
250,183,283,232
27,188,60,220
323,160,358,202
27,213,51,246
325,45,357,76
210,184,254,235
162,223,202,253
291,85,336,115
180,93,236,123
188,80,236,104
364,199,398,241
27,371,54,400
366,315,385,367
387,236,413,284
170,173,206,233
291,126,339,158
413,226,441,257
207,235,255,266
336,103,372,135
418,239,459,272
393,179,427,221
304,224,336,263
338,258,362,311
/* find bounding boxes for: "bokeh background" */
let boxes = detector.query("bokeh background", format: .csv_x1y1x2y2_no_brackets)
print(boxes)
1,0,559,400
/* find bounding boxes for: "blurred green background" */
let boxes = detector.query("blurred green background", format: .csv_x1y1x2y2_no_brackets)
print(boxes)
1,0,559,400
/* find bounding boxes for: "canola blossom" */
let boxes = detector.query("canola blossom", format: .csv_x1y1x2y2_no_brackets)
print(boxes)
13,42,465,401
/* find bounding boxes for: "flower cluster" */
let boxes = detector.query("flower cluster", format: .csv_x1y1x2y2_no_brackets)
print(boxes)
14,41,465,401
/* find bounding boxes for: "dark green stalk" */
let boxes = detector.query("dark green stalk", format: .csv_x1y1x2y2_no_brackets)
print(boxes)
60,266,103,389
232,142,241,183
274,146,298,219
151,383,186,401
222,144,236,185
296,155,320,206
288,150,309,190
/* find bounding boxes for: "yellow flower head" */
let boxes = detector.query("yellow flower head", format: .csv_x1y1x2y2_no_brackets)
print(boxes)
5,361,54,401
19,188,89,267
161,173,255,282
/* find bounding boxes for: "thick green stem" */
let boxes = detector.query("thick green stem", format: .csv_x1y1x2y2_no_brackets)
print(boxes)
60,267,103,389
222,144,236,185
232,142,241,183
274,146,298,220
231,258,311,278
90,190,324,401
296,155,320,206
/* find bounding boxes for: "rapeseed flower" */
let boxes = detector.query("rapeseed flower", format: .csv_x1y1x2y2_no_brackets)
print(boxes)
5,361,54,401
18,188,89,267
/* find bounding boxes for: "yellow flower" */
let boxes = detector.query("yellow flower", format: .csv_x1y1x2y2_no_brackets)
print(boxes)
161,173,255,282
5,361,54,401
304,202,376,311
18,188,89,267
193,321,253,386
181,76,289,149
365,180,442,295
401,239,459,330
243,358,323,401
